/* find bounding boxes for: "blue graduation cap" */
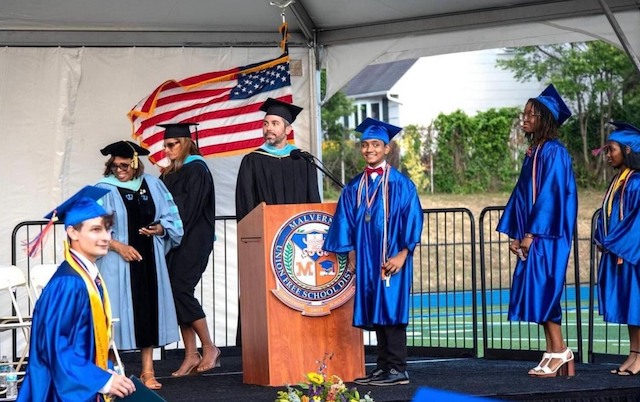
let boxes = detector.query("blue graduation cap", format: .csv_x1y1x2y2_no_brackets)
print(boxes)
45,185,110,227
355,117,402,144
534,84,572,126
608,121,640,152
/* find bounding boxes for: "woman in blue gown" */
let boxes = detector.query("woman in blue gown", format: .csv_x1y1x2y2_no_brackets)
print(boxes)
95,140,183,389
497,84,578,377
595,121,640,376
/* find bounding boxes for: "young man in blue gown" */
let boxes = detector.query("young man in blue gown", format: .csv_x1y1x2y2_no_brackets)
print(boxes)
323,118,423,386
18,186,135,401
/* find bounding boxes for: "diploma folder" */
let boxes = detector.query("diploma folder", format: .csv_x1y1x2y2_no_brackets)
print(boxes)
116,375,167,402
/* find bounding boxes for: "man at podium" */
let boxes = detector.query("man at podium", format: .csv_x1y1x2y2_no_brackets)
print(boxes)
235,98,321,222
234,98,322,345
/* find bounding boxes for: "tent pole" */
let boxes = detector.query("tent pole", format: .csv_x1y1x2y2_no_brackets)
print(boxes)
597,0,640,75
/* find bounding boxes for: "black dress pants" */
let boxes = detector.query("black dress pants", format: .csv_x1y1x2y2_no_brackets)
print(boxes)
374,324,408,372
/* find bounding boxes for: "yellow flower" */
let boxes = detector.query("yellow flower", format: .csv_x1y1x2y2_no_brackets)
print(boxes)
307,372,324,385
312,397,321,402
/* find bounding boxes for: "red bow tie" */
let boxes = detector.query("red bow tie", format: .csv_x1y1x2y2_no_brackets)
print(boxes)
365,166,384,176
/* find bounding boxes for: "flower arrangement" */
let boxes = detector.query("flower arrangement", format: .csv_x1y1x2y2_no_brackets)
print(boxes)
275,353,374,402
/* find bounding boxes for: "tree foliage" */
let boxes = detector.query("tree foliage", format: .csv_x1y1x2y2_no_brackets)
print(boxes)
432,108,520,193
496,41,640,185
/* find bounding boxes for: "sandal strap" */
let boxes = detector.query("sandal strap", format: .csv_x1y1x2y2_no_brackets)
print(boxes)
548,348,573,361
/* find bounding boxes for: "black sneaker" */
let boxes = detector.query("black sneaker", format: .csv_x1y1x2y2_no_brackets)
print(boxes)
368,368,410,386
353,368,385,385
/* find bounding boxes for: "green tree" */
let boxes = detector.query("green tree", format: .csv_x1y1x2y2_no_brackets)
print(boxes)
432,108,521,193
399,125,429,193
432,110,475,193
496,41,640,184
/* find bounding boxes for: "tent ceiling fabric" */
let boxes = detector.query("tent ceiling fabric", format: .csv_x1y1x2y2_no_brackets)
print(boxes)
1,0,638,98
0,0,637,48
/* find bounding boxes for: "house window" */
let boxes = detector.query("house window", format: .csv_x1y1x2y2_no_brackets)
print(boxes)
360,104,367,123
371,103,380,120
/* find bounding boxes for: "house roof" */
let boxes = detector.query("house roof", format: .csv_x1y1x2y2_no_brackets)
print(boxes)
343,59,418,97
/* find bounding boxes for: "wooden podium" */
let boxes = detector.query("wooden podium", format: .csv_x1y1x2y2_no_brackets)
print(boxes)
238,202,364,386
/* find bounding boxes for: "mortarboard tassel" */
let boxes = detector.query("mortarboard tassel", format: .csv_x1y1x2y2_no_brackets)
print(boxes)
23,213,58,258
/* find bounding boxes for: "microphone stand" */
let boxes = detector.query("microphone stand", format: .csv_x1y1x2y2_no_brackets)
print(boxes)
310,158,344,189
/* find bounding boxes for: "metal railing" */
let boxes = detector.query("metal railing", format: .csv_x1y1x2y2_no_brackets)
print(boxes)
6,206,621,364
478,206,583,362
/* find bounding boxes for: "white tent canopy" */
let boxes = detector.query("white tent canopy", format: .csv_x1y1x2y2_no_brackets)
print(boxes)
1,0,639,96
0,0,638,263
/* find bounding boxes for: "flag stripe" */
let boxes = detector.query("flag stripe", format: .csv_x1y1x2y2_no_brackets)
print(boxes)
129,53,293,160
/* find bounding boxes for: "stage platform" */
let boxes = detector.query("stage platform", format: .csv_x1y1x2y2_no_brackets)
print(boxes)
112,347,640,402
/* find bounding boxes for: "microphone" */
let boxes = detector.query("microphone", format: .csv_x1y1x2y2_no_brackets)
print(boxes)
290,149,314,161
289,148,344,188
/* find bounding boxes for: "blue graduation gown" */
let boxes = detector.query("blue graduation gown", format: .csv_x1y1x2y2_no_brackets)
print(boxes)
497,139,578,324
596,171,640,325
17,262,112,402
95,173,183,350
323,167,423,330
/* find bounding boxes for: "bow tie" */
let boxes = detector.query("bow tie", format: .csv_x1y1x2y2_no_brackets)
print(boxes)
365,166,384,176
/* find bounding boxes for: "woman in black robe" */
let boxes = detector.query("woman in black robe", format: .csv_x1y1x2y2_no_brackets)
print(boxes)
159,123,220,376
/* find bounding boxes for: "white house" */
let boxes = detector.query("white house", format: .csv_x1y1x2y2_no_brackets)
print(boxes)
342,48,542,129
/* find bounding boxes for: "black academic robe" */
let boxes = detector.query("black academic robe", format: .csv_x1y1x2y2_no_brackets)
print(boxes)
235,148,321,221
161,158,215,324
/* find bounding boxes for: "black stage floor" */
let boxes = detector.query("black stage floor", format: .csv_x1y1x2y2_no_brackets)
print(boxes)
117,348,640,402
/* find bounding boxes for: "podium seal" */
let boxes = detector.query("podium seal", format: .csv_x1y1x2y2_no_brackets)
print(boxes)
270,210,354,316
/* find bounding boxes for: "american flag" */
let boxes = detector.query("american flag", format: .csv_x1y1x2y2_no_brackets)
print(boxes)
128,53,293,163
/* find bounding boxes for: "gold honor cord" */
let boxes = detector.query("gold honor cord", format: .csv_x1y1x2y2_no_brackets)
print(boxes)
601,168,634,265
63,242,112,371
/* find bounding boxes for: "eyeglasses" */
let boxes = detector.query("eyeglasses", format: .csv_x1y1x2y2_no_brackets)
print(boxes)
519,112,541,121
163,141,180,149
109,163,131,172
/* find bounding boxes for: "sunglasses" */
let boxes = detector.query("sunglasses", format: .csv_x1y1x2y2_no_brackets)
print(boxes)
164,141,180,149
109,163,131,172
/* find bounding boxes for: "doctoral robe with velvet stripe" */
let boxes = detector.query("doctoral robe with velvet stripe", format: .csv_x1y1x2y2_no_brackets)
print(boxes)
17,262,112,402
497,139,578,324
235,149,321,222
95,173,183,350
596,172,640,325
323,167,423,330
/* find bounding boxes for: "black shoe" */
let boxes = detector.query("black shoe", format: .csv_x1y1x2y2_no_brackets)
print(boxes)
368,368,410,386
353,368,385,385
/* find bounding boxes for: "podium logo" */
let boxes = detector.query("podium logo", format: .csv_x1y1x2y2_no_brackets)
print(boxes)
271,211,355,316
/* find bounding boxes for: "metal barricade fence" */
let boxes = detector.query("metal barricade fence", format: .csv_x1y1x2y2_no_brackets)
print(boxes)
478,206,583,362
405,208,478,358
11,207,610,363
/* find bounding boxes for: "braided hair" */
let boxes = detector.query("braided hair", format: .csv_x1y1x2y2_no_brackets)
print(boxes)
525,98,560,145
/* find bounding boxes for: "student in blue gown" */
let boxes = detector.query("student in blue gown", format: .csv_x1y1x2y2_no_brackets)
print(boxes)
95,140,183,389
18,186,135,401
497,84,578,377
595,122,640,376
159,123,220,377
323,118,423,386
